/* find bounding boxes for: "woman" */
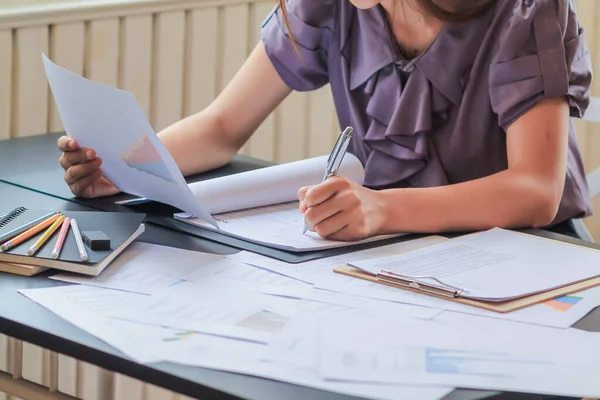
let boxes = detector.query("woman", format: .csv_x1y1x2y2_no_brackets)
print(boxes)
57,0,593,241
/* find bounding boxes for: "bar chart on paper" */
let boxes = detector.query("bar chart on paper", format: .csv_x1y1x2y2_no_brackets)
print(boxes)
542,295,583,312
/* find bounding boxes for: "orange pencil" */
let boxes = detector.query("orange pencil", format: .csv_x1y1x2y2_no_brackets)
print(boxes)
0,213,62,252
51,217,71,259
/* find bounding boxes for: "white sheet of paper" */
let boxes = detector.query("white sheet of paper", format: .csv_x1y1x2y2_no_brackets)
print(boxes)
19,285,171,363
188,153,365,215
433,284,600,329
176,201,405,251
166,350,453,400
42,54,217,227
318,319,600,398
180,253,309,293
50,242,243,295
167,314,453,400
232,236,448,284
19,285,266,364
111,276,439,344
110,282,290,343
349,228,600,300
267,287,442,321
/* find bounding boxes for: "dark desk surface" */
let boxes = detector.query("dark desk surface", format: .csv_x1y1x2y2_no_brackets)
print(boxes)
1,133,599,400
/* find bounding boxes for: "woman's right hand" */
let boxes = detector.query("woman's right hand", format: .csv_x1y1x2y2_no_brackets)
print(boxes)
57,136,120,198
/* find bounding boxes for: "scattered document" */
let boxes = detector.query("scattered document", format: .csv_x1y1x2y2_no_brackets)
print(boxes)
267,287,442,321
50,242,306,296
318,319,600,398
166,348,453,400
110,277,439,344
50,242,244,295
109,281,292,343
19,285,268,364
166,315,454,400
19,286,452,400
348,228,600,301
180,252,309,293
233,236,448,284
42,54,217,227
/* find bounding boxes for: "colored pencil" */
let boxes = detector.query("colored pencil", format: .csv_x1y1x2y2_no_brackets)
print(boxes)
51,217,71,259
70,218,88,262
0,211,58,243
0,213,62,251
28,215,65,256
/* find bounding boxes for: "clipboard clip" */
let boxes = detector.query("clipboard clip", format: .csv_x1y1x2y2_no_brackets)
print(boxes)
376,270,466,298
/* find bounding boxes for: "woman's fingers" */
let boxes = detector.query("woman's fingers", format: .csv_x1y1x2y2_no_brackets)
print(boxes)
64,158,102,185
59,148,96,169
57,135,78,151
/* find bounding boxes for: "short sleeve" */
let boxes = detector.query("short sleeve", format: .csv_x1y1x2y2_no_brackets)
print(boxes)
488,0,592,131
261,0,336,92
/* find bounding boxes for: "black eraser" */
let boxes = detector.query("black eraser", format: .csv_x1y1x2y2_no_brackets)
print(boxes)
82,231,111,251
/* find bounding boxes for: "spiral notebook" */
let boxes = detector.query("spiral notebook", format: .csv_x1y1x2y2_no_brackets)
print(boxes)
0,207,146,276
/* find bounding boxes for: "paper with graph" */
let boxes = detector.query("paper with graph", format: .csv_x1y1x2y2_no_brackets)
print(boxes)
42,54,218,228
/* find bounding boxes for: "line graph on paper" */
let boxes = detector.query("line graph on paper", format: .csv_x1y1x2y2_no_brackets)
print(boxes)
119,133,176,183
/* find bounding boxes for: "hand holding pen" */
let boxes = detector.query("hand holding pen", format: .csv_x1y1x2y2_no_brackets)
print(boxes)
302,127,353,235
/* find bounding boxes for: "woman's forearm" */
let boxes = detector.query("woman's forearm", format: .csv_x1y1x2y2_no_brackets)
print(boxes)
379,170,563,234
157,110,241,177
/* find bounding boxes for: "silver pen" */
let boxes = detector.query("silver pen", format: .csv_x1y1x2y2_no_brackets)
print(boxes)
303,126,353,235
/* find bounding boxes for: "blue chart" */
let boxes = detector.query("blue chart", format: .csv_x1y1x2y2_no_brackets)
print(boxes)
119,134,175,183
424,347,551,378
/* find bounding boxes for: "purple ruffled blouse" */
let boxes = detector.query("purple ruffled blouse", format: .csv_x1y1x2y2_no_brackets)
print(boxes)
261,0,594,224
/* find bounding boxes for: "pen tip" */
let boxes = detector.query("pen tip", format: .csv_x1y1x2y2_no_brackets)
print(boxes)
81,254,88,262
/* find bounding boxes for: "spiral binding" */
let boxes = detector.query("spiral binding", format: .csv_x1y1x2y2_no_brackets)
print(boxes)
0,207,27,229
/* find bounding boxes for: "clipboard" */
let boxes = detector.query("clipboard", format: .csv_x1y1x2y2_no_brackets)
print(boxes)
334,266,600,313
334,231,600,313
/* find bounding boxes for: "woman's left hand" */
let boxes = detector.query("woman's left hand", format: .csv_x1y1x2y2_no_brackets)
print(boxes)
298,176,388,241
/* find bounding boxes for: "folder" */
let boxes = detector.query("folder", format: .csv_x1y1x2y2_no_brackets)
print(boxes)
334,265,600,313
334,229,600,313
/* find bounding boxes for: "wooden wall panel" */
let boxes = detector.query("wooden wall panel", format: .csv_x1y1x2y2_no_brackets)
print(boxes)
575,0,600,239
276,92,307,163
219,5,249,92
308,85,337,157
151,11,186,131
12,25,48,138
48,21,85,132
184,8,218,116
86,18,119,88
121,14,153,119
144,384,174,400
0,335,9,373
245,1,276,161
113,374,143,400
57,355,77,396
20,344,49,387
221,4,251,154
0,29,11,140
77,362,113,400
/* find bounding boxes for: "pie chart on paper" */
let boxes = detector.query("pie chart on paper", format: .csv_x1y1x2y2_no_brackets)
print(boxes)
119,134,176,184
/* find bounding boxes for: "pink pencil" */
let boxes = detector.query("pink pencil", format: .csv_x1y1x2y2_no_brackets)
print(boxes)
51,217,71,259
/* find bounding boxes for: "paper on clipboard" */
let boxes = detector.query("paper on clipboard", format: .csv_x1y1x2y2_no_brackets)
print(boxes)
347,228,600,302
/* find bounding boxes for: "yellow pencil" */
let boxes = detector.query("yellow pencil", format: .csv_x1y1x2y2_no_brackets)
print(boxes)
1,213,62,251
27,215,66,256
